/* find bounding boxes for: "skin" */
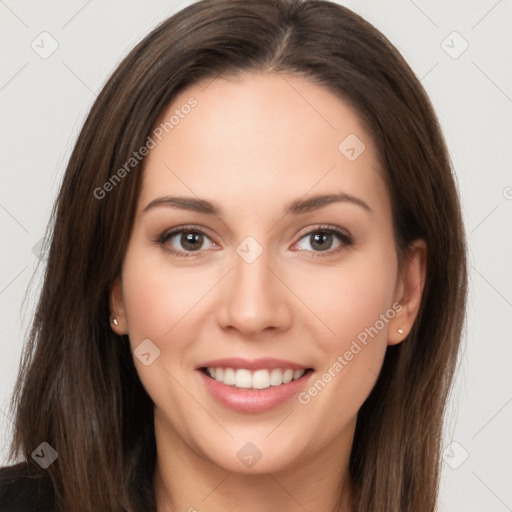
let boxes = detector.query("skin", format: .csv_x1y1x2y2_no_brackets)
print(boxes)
110,72,426,512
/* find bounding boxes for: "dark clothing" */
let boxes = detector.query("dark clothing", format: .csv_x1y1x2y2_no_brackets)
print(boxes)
0,462,54,512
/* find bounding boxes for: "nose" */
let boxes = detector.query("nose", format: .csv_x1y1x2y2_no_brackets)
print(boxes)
216,246,293,337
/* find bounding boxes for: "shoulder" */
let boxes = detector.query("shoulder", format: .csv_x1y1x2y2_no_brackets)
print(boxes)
0,461,55,512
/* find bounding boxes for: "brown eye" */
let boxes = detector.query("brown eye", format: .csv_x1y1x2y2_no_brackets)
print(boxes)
180,231,204,251
309,231,334,251
158,227,219,257
293,226,353,256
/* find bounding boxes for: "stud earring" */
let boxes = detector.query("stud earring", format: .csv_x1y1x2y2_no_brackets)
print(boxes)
111,317,119,326
397,328,404,335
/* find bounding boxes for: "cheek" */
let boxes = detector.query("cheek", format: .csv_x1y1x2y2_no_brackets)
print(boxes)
120,245,206,346
122,272,170,344
294,247,397,402
336,268,396,343
294,250,397,346
119,247,207,419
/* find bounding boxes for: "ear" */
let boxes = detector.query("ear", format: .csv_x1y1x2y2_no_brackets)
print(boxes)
109,276,128,335
387,239,427,346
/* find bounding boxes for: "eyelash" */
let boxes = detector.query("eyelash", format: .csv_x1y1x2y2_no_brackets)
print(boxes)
155,224,354,258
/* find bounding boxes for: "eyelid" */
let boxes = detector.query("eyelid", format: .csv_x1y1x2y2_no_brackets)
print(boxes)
295,224,352,242
156,223,354,257
156,225,219,257
291,224,353,257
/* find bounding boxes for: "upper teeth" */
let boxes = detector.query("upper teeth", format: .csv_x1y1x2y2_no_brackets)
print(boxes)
206,367,306,389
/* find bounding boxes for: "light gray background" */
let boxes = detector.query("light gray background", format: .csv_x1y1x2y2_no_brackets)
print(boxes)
1,1,511,510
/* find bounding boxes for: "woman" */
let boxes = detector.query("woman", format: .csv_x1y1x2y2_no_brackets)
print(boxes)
0,0,467,510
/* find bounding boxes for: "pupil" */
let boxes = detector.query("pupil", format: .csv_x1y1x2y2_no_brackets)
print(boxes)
312,232,332,251
182,232,202,251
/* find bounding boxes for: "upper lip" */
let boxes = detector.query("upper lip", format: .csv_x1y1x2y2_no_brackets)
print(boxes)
196,357,311,371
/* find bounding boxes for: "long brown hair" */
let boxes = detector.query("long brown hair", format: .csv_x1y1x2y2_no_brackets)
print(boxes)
8,1,467,510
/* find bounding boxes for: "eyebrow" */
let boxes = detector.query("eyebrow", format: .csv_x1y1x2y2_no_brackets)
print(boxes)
143,192,372,216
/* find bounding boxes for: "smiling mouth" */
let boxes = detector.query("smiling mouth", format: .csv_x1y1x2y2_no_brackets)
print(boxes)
201,367,314,390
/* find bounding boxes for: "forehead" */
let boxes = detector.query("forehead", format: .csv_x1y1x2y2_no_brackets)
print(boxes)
139,72,390,219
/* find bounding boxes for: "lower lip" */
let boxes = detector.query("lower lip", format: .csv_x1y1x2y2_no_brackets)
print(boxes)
198,370,313,413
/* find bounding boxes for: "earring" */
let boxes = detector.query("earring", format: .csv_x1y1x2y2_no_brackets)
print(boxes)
397,328,404,335
111,317,119,326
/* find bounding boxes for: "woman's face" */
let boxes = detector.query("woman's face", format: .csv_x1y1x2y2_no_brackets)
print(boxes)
111,72,424,474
